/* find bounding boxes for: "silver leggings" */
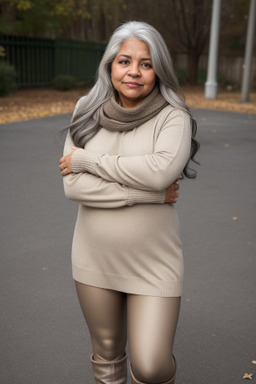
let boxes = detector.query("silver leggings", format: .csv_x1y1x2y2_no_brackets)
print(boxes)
75,282,180,383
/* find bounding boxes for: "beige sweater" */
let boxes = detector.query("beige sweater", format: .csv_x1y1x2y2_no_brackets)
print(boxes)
63,105,191,297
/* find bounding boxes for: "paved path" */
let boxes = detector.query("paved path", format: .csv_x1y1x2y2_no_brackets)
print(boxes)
0,110,255,384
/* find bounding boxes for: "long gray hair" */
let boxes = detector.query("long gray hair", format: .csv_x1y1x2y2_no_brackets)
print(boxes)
69,21,199,177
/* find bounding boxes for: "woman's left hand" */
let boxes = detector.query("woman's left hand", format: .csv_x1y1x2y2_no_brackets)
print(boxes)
165,180,180,203
59,147,78,176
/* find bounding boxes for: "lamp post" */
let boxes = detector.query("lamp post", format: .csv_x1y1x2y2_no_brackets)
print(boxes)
241,0,256,103
204,0,222,99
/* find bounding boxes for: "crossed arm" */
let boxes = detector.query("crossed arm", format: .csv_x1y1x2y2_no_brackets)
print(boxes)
60,109,191,208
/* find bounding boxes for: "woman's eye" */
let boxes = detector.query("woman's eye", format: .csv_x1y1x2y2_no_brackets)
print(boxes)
119,60,129,65
141,62,152,68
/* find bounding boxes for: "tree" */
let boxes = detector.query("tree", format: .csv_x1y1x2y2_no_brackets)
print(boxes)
170,0,212,84
0,0,252,85
219,0,251,55
62,0,124,42
121,0,212,84
166,0,251,84
0,0,122,39
0,0,77,37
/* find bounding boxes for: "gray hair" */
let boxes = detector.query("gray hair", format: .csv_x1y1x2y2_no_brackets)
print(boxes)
70,21,199,176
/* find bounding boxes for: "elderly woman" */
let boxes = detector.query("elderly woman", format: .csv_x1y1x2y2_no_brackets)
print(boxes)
59,21,199,384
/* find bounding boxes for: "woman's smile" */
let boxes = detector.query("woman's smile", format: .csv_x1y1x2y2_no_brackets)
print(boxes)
123,81,143,87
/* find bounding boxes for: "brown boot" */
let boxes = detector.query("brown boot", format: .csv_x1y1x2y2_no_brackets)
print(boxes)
90,354,127,384
129,355,176,384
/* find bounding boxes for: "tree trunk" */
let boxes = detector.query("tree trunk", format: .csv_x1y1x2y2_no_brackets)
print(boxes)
187,51,200,85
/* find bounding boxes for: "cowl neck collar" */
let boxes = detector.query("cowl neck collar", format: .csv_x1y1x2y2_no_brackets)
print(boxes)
98,87,168,132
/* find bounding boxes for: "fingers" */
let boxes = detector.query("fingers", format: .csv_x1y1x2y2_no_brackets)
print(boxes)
59,160,67,175
173,183,179,191
173,192,179,202
59,155,71,175
166,182,179,194
59,164,71,176
61,168,69,176
165,180,181,204
59,156,66,170
169,191,179,203
169,181,179,190
174,191,179,199
59,149,77,176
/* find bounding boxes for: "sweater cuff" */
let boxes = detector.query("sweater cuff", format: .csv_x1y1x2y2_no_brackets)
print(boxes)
127,188,165,206
71,149,98,173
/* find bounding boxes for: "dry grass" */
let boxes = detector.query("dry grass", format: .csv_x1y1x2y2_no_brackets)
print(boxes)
182,85,256,115
0,85,255,125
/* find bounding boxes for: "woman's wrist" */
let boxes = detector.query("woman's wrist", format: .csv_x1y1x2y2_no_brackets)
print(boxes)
127,188,165,206
70,148,95,173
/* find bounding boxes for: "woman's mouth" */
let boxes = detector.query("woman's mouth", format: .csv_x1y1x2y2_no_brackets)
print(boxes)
123,82,142,88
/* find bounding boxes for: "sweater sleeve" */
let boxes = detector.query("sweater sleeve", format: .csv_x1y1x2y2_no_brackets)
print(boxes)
71,108,192,192
63,132,165,208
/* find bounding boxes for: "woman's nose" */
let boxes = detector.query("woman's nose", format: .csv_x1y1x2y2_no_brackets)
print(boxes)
128,63,141,77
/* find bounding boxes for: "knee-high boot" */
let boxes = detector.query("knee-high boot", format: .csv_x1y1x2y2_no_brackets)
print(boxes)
90,354,127,384
129,355,176,384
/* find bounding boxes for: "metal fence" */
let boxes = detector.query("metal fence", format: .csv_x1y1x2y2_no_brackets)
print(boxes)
0,35,106,87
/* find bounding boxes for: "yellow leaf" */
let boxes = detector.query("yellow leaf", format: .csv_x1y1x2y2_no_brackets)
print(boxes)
17,0,32,11
251,361,256,364
243,373,253,380
0,46,5,57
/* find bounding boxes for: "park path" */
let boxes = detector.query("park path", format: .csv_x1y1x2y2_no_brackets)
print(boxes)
0,110,255,384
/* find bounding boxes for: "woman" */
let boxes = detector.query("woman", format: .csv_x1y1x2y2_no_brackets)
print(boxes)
59,21,199,384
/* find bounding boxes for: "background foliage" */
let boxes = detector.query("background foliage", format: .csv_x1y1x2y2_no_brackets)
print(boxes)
0,0,252,85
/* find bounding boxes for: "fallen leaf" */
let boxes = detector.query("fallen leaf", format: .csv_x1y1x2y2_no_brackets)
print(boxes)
224,143,229,148
232,216,238,221
252,361,256,364
243,373,253,380
1,87,256,124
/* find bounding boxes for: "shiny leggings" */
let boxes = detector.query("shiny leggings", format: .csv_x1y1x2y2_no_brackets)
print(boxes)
75,282,180,383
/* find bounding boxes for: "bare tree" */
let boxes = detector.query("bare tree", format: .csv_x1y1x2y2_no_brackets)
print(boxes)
166,0,212,84
121,0,212,84
1,0,250,84
65,0,124,42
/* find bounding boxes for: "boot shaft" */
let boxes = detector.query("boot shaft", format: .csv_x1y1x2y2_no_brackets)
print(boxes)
90,354,127,384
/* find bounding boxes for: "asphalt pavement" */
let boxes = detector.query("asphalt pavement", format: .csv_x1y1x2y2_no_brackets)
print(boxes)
0,109,255,384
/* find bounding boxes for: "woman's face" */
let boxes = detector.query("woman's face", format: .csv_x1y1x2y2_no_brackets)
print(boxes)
111,38,156,109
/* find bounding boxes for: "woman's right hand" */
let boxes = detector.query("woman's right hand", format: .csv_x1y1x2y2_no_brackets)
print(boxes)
165,180,180,203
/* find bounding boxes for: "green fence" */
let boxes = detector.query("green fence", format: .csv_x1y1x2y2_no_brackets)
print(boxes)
0,35,106,87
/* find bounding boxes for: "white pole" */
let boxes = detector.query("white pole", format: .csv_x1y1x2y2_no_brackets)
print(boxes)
241,0,256,103
204,0,222,99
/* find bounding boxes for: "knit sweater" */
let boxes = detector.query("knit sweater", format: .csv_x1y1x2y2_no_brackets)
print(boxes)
63,104,191,297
